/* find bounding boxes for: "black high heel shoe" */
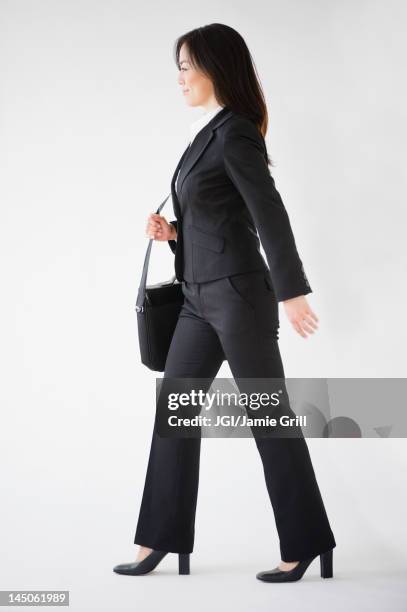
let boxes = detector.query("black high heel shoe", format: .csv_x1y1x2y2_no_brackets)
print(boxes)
113,550,190,576
256,548,333,583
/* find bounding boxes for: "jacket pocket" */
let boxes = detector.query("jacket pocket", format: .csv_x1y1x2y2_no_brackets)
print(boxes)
189,225,225,253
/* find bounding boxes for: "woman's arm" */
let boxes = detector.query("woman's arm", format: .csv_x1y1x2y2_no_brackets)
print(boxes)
222,118,312,303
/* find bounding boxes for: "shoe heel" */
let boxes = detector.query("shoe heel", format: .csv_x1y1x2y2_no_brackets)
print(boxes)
320,549,333,578
178,553,190,575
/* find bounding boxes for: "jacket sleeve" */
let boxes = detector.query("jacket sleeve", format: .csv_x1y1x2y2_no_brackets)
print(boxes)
222,118,312,302
168,220,177,254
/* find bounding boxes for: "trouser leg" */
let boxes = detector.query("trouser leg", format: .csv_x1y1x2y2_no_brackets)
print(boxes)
134,282,225,553
200,271,337,561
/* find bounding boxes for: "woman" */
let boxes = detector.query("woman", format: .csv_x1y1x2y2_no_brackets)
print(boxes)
114,23,336,582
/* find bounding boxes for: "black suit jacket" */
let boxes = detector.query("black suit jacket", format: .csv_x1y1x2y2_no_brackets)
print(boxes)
167,106,312,302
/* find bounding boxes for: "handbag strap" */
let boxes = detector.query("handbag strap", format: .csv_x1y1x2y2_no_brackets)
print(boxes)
135,144,191,313
135,192,172,313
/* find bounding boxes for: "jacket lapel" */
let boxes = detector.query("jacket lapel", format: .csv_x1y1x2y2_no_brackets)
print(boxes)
170,143,191,219
176,129,214,197
170,107,233,220
176,107,233,198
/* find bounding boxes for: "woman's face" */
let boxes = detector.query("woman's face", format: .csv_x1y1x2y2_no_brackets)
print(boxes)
177,43,215,107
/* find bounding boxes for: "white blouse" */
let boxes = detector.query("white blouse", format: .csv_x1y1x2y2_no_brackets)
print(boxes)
189,104,225,144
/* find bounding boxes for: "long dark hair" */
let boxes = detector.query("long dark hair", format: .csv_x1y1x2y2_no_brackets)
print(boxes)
174,23,274,166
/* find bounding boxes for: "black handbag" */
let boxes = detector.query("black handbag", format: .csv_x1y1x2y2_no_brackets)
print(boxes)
135,193,184,372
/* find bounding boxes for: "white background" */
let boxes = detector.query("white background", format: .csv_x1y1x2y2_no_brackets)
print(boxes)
1,1,406,610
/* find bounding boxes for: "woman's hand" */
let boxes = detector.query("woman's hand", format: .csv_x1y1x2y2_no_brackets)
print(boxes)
282,295,319,339
146,213,177,241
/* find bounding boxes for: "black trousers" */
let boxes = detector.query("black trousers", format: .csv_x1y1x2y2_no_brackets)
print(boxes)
134,269,336,561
